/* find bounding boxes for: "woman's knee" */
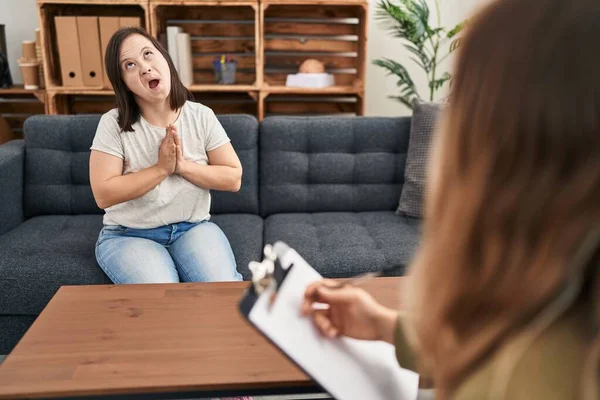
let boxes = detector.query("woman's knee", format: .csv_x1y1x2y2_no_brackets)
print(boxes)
96,237,180,284
170,223,241,282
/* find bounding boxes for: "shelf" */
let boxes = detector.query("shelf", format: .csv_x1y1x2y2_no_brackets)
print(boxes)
47,85,257,95
263,85,361,94
0,85,45,96
37,0,366,119
47,87,113,95
38,0,144,4
263,0,366,4
150,0,257,4
188,84,257,92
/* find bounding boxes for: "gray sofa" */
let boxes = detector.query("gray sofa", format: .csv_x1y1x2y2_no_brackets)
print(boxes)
0,114,421,354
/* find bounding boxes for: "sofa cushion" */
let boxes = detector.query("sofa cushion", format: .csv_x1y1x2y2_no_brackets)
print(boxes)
210,214,263,280
209,115,259,215
260,116,412,216
24,116,104,217
397,100,443,218
0,215,110,315
23,114,259,218
0,139,24,236
264,211,421,278
0,214,261,316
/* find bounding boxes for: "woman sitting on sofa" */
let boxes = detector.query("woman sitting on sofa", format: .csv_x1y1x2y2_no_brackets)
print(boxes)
302,0,599,398
89,27,243,284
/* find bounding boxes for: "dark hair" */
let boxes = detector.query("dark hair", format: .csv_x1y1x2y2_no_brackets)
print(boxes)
105,27,194,132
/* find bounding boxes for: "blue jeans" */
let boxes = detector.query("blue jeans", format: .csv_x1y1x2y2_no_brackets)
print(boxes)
95,221,242,284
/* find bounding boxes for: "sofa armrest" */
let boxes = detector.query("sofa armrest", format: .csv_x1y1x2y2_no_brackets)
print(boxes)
0,140,25,236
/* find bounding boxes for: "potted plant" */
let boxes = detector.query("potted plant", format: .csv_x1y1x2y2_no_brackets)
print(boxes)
373,0,465,109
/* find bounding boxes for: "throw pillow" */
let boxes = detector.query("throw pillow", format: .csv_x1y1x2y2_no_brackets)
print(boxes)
396,99,444,218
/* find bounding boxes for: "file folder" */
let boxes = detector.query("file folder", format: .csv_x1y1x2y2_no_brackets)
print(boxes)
99,17,121,89
54,16,84,87
77,17,104,87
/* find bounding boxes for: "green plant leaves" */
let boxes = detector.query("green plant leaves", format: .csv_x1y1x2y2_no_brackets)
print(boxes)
404,44,431,72
428,72,452,91
373,58,420,109
449,38,462,53
376,0,430,45
447,21,466,38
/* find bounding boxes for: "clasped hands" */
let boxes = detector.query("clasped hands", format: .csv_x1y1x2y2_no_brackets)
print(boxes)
157,124,187,176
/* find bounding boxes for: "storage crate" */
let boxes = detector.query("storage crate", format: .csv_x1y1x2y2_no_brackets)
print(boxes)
150,1,260,89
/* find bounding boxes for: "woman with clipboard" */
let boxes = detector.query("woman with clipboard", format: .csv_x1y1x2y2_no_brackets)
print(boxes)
302,0,600,399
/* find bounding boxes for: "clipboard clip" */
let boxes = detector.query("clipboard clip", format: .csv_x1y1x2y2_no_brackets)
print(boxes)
248,244,279,296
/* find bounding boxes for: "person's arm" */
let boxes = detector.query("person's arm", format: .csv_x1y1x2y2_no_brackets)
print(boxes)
173,125,242,192
89,151,169,209
90,128,177,209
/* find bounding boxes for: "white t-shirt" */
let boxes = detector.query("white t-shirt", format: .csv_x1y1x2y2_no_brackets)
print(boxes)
90,101,230,229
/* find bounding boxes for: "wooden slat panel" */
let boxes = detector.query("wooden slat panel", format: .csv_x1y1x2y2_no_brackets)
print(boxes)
191,39,255,53
265,73,356,86
0,101,45,114
265,54,357,69
69,97,117,114
265,22,358,36
265,38,357,52
193,70,256,85
192,92,255,102
161,7,255,22
193,55,256,69
265,5,361,19
176,22,255,37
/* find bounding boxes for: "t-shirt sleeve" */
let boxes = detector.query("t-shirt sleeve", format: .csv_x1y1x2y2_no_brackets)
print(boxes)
90,112,124,159
203,108,231,152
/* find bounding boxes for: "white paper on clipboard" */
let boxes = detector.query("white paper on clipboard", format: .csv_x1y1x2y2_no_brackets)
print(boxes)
248,245,420,400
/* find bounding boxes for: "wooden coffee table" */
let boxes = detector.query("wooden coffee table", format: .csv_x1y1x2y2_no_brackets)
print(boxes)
0,278,404,399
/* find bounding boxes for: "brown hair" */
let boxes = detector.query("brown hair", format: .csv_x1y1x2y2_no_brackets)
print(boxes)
407,0,600,397
104,27,194,132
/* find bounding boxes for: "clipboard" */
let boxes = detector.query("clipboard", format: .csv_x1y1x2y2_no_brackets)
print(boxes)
239,241,420,400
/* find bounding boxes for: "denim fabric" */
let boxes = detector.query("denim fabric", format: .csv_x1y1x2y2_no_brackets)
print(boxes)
95,221,242,284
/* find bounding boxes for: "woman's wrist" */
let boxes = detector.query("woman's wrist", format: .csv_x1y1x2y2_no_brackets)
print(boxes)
375,305,400,344
153,164,171,178
175,159,191,175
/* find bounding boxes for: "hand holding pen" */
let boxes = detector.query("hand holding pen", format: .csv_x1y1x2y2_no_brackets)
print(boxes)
301,276,401,344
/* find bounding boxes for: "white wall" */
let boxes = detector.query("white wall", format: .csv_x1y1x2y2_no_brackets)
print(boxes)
0,0,39,84
0,0,488,115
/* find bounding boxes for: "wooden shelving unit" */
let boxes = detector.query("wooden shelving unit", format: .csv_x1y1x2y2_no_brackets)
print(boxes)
260,0,367,119
31,0,367,119
0,86,47,139
37,0,150,90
